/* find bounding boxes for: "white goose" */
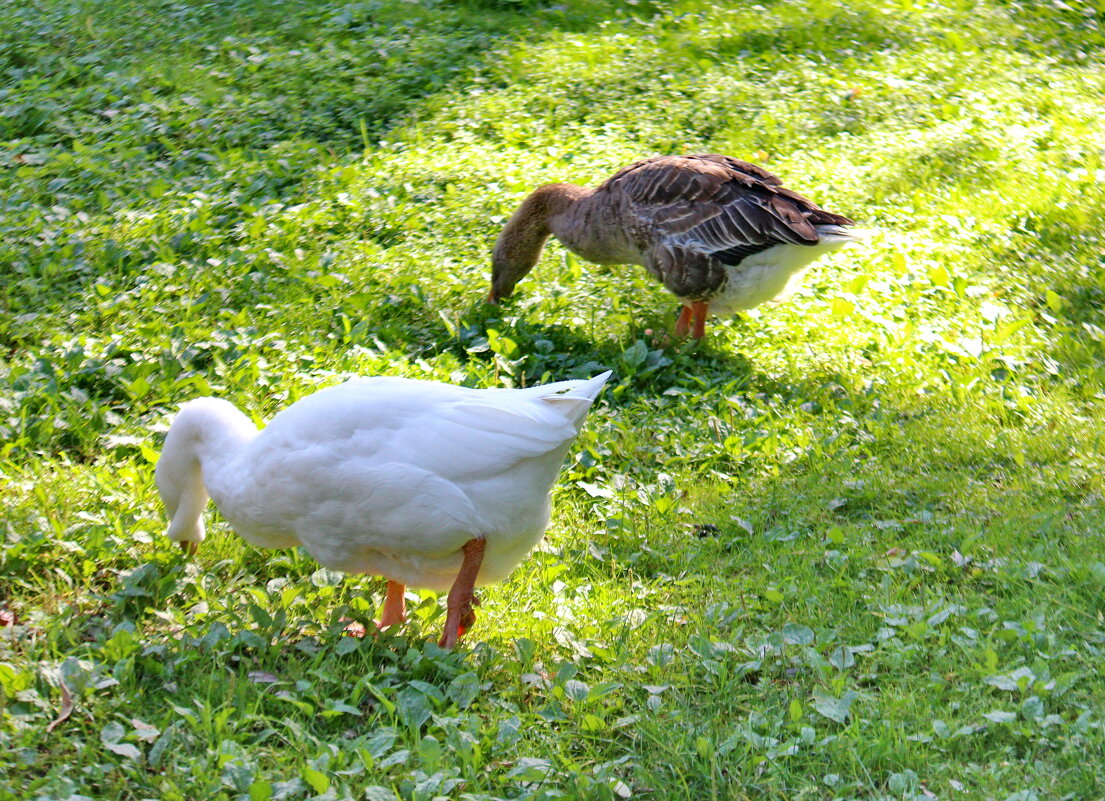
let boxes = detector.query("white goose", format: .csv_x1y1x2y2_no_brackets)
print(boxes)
155,371,611,648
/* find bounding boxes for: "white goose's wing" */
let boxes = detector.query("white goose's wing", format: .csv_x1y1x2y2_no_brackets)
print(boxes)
288,458,484,576
390,381,599,482
256,375,597,486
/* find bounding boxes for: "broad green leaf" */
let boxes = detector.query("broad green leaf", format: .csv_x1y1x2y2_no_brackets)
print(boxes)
396,687,431,730
363,787,397,801
811,688,857,724
581,713,606,732
418,735,441,769
831,297,855,319
564,679,590,702
101,722,141,760
782,623,815,645
301,767,329,794
446,672,480,709
588,682,622,702
1020,695,1044,721
309,568,343,587
829,646,855,669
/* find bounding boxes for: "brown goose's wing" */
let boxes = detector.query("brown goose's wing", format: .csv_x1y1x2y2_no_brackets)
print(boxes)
602,154,853,296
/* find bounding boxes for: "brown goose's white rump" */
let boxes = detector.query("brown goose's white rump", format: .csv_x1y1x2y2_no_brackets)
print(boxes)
489,154,861,339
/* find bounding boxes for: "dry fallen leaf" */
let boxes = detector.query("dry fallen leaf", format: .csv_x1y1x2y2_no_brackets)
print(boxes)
342,620,369,638
247,670,281,685
46,681,74,734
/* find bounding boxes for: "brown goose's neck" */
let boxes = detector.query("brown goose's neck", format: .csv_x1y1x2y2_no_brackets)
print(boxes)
490,183,592,301
527,182,592,220
500,183,592,246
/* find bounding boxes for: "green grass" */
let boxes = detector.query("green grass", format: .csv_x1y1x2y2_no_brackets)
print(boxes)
3,0,1105,798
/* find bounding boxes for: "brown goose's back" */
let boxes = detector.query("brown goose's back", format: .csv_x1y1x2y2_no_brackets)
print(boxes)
578,155,852,298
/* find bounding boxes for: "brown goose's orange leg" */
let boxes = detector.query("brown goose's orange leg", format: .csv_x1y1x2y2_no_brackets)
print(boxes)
691,301,709,340
674,305,694,337
439,538,486,649
376,580,407,629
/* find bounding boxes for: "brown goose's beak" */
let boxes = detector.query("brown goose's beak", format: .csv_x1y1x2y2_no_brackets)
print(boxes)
179,541,199,556
486,290,499,304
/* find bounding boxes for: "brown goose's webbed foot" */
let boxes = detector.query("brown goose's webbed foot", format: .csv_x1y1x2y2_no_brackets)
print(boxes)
691,300,709,340
672,302,708,339
439,538,486,649
673,305,693,338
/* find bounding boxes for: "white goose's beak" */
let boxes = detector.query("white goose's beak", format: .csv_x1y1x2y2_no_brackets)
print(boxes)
179,541,199,556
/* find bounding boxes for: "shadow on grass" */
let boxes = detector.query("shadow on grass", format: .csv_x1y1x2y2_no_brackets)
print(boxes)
364,291,763,398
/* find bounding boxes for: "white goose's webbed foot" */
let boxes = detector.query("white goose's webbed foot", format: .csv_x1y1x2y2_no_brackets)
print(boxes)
375,579,407,630
439,538,486,649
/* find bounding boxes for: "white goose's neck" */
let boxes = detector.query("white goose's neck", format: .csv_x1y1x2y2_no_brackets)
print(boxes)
155,398,258,546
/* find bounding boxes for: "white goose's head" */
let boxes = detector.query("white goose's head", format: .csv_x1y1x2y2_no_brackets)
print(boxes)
155,397,255,553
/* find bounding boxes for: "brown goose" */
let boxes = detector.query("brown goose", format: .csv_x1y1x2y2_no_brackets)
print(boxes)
488,154,860,339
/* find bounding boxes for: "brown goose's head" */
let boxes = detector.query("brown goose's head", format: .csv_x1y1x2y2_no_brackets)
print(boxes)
488,183,586,303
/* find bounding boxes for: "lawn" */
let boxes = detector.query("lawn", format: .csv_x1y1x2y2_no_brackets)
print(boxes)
2,0,1105,798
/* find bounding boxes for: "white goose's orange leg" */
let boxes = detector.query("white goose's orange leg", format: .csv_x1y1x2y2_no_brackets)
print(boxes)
439,538,486,649
376,580,407,630
674,305,694,338
691,301,709,340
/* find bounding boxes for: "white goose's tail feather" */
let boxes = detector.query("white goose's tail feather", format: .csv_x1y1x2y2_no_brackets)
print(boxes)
541,370,612,399
536,370,612,426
